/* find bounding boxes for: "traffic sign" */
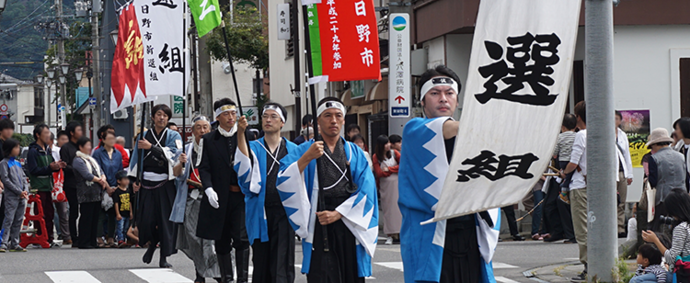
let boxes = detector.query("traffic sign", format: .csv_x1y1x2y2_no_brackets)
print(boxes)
0,115,8,120
0,104,8,112
89,97,97,106
389,14,411,118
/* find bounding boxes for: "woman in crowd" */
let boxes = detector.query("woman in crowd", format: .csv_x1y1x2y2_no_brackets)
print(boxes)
642,188,690,274
645,128,687,231
73,137,108,249
346,124,361,142
372,135,402,245
93,130,123,248
351,134,373,169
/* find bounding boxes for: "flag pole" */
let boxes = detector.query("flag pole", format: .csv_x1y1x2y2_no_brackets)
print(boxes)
219,20,245,116
219,11,252,161
182,4,187,144
137,103,147,183
300,3,329,254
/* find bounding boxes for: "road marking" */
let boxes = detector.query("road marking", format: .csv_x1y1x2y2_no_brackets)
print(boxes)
494,262,519,269
496,276,520,283
129,269,192,283
45,271,101,283
374,262,404,272
373,261,516,272
296,264,374,279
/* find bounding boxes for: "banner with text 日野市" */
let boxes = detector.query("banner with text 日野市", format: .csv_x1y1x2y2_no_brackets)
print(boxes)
305,0,381,84
430,0,582,222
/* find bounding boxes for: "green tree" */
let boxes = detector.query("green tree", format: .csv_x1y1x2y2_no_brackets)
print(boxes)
205,5,268,70
12,133,35,147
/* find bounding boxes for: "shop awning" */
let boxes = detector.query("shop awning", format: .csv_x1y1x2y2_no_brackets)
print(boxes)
367,78,388,101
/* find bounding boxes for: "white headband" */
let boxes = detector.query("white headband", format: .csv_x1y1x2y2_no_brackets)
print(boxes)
214,104,237,118
192,115,210,124
420,77,459,102
317,101,347,117
263,105,285,122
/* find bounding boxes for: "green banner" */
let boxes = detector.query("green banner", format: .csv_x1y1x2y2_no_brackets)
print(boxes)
306,4,323,77
189,0,223,37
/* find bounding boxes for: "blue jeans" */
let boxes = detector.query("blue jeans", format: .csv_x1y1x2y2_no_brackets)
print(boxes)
630,273,657,283
116,217,130,242
532,190,545,235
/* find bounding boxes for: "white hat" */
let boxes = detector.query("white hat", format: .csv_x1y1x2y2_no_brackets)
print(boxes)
646,128,674,147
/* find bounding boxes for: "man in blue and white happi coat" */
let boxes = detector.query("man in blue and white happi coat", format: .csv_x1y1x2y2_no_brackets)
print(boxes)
234,102,299,283
399,65,501,283
276,97,378,283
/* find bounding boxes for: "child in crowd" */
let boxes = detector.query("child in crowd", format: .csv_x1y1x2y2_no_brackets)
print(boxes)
113,170,132,247
631,244,668,283
553,113,578,203
0,139,29,252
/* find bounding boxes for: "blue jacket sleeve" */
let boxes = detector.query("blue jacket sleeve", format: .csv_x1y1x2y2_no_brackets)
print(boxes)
27,148,53,176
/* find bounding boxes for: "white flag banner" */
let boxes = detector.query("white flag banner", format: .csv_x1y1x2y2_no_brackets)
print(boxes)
430,0,582,222
137,0,190,98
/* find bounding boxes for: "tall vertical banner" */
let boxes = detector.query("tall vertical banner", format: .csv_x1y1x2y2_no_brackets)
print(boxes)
305,0,381,83
111,3,152,113
430,0,582,222
111,0,190,113
388,13,410,118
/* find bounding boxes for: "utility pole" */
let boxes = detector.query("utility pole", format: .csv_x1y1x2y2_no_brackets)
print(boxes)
91,1,101,142
585,0,616,281
198,37,213,118
57,0,67,118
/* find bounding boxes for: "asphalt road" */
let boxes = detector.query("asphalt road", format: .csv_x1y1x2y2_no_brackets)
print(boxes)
0,237,585,283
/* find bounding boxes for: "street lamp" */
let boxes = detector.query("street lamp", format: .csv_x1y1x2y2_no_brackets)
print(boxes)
110,29,118,45
60,63,69,76
47,68,55,80
35,74,43,84
45,79,52,88
58,75,66,85
0,0,8,13
74,68,83,83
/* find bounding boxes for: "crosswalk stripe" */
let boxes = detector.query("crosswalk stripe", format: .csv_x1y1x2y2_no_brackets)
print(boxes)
45,271,101,283
129,269,192,283
374,262,404,272
495,276,520,283
493,262,518,269
373,261,517,272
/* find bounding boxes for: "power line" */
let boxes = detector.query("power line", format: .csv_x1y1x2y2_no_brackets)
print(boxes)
0,0,50,35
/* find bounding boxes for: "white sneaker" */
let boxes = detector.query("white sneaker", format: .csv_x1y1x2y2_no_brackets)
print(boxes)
385,237,393,245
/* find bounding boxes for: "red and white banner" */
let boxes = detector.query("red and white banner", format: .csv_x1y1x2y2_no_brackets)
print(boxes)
306,0,381,83
110,0,189,113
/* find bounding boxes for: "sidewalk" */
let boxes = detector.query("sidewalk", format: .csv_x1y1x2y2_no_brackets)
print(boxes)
525,260,637,283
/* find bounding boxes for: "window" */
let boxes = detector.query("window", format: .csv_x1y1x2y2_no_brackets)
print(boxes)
285,2,295,58
34,86,45,108
680,58,690,117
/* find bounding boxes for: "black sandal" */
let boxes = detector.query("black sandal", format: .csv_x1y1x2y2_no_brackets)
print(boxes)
194,271,206,283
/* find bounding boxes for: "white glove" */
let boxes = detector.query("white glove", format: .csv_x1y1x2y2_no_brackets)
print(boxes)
205,188,219,209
